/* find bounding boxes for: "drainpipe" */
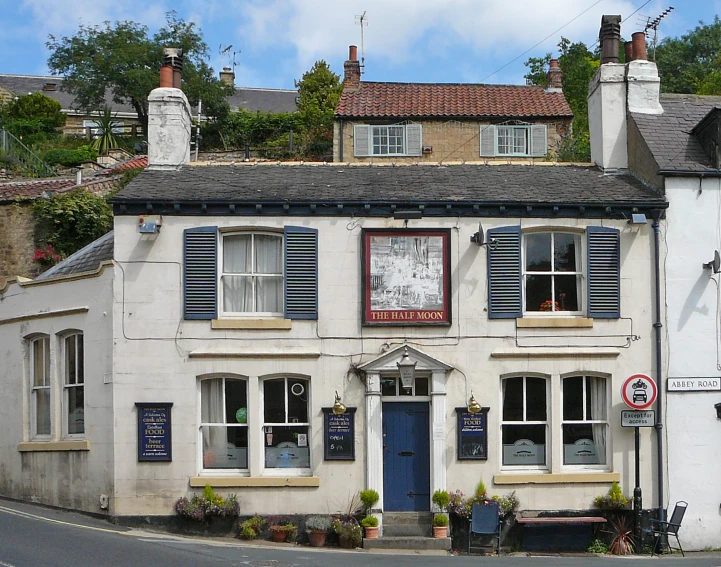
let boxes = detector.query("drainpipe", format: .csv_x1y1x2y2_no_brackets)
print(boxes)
339,119,344,162
652,211,665,524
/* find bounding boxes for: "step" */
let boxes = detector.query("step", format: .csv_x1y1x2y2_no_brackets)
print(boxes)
382,524,431,537
363,536,451,551
382,511,433,525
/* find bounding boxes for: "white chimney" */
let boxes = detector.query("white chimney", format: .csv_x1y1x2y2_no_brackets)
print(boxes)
626,60,663,115
147,87,192,169
588,64,628,170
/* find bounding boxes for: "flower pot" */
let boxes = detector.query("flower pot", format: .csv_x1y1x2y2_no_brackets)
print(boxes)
271,529,287,543
364,526,379,539
308,529,327,547
433,526,448,538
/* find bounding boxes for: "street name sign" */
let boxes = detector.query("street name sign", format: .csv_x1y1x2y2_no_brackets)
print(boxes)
621,410,655,427
667,377,721,392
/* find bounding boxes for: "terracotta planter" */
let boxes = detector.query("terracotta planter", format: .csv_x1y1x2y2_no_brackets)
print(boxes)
364,526,379,539
308,529,328,547
270,529,287,543
433,526,448,538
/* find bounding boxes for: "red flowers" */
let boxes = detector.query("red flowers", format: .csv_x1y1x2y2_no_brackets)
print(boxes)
33,244,62,266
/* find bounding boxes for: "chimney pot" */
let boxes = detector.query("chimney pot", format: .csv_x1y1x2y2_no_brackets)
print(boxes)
624,41,634,62
631,32,648,62
349,45,358,61
160,65,174,88
599,15,622,64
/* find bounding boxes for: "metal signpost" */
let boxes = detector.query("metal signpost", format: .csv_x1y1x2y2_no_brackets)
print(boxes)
620,374,657,549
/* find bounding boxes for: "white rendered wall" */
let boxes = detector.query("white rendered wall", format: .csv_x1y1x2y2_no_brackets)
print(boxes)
588,64,628,170
665,176,721,549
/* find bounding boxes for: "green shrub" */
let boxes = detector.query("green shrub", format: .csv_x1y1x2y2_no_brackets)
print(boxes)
305,515,332,531
432,489,450,511
587,539,609,554
433,513,449,527
173,485,239,522
43,147,98,167
360,516,378,528
594,481,629,510
239,515,266,539
359,489,379,511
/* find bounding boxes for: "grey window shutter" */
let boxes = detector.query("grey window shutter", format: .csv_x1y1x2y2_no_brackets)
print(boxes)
480,125,496,157
530,124,548,157
487,226,522,319
406,123,422,156
354,125,371,157
184,226,217,320
284,226,318,320
587,226,620,318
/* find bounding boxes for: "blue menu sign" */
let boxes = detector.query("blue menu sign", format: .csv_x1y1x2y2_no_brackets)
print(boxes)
136,403,173,462
456,407,489,460
322,407,356,460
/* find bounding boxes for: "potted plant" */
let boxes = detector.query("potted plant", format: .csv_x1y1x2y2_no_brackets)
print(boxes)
238,515,265,540
332,517,362,548
173,485,240,535
433,513,449,538
360,515,379,539
306,515,332,547
269,522,297,543
359,489,379,512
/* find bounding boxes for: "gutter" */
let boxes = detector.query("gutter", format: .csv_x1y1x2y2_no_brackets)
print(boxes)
652,210,665,524
658,169,721,177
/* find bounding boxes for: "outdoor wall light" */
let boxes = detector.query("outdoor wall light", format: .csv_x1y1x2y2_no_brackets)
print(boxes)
397,347,417,388
628,213,648,225
332,391,346,415
715,402,721,420
467,392,482,414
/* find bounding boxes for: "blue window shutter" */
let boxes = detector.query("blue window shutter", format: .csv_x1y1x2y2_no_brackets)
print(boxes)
480,125,496,157
284,226,318,320
487,226,522,319
183,226,217,320
587,226,620,318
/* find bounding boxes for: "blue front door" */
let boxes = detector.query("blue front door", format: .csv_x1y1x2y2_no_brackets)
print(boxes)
382,402,430,511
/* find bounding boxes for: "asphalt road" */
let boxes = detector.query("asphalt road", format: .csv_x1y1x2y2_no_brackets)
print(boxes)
1,498,720,567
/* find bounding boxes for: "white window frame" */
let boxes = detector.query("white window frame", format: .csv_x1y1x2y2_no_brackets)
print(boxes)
372,125,407,156
261,375,311,476
198,376,249,475
496,125,530,156
561,374,610,470
500,374,549,470
30,335,51,439
219,231,284,318
62,332,84,437
522,230,584,316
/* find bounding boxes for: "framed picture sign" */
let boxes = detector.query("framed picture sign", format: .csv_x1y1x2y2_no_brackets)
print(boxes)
362,229,451,326
456,406,489,460
136,402,173,462
322,407,356,460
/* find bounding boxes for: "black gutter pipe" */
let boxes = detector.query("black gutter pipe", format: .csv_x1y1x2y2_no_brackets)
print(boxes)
652,210,665,524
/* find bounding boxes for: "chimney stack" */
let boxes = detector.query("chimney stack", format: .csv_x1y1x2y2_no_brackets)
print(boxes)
546,59,563,91
599,15,621,64
343,45,361,91
220,66,235,87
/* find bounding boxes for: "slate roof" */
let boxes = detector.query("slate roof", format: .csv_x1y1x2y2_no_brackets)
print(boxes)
227,87,298,114
335,82,573,119
35,231,114,280
0,178,76,202
113,163,664,211
631,94,721,174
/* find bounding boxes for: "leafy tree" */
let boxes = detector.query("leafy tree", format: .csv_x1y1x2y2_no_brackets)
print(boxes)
652,16,721,94
295,60,343,159
46,11,233,134
215,109,300,157
0,92,66,142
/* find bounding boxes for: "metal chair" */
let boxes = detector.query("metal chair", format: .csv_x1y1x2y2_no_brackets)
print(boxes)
468,501,502,555
643,501,687,557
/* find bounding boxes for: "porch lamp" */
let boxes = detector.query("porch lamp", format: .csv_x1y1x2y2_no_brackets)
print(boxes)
397,347,417,389
467,392,482,414
332,391,346,415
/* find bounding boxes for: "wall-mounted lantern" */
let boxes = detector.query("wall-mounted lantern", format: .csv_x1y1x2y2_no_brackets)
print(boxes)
467,392,482,414
397,347,416,389
333,391,346,415
715,402,721,420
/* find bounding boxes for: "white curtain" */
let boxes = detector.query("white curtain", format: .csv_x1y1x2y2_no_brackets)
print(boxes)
589,376,607,465
224,235,252,312
574,235,583,311
201,379,226,467
254,235,282,312
223,234,282,313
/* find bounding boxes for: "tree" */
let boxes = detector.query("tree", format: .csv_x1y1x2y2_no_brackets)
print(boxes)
0,92,66,142
46,11,233,134
295,60,343,159
652,16,721,94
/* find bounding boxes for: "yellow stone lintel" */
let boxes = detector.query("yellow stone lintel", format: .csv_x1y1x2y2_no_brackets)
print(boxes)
211,319,292,330
517,317,594,329
18,440,91,452
494,472,620,485
190,476,320,488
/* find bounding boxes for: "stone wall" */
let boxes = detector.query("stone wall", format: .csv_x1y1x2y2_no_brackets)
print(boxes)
0,201,38,281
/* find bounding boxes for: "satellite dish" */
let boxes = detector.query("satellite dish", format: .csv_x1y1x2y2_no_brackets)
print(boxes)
703,250,721,274
470,222,484,246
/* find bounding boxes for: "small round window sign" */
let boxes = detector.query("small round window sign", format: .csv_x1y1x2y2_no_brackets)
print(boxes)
236,407,247,424
621,374,657,410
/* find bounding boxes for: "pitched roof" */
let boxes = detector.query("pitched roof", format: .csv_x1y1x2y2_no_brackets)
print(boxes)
34,231,114,281
0,178,76,202
227,87,298,114
113,163,664,216
335,82,573,119
631,94,721,174
97,156,148,176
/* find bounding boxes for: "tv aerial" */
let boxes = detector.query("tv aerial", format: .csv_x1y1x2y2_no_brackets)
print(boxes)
640,7,674,60
219,44,239,70
355,11,368,74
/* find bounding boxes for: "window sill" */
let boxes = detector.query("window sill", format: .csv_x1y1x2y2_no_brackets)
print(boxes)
211,319,292,330
494,471,619,485
190,476,320,488
517,317,593,329
18,440,90,452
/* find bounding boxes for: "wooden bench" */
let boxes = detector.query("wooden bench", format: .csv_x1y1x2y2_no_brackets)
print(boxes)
516,516,606,551
516,516,607,525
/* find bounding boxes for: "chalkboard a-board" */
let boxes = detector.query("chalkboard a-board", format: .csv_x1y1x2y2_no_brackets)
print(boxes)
136,402,173,462
322,407,356,460
455,406,489,460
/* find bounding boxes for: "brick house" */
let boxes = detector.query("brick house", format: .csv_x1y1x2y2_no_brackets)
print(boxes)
333,46,573,163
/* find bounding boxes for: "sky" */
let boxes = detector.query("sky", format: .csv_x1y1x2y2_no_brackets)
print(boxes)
2,0,719,89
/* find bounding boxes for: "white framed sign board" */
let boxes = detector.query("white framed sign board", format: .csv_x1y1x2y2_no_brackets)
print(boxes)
667,377,721,392
621,410,655,427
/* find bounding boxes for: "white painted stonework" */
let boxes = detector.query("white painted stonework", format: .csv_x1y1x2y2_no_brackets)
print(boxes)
147,88,192,169
588,64,628,170
626,61,663,116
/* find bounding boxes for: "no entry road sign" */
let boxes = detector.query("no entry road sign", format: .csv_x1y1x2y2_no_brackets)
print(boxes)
621,374,657,410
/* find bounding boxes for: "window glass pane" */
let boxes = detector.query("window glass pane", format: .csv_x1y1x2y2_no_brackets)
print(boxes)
502,377,523,421
264,379,286,423
225,380,247,424
513,128,527,153
563,423,605,465
526,233,551,271
201,378,224,423
588,376,607,421
554,275,579,311
224,234,251,273
202,425,248,469
502,424,546,465
65,335,76,385
497,127,510,154
401,385,412,396
287,379,308,423
554,233,578,272
381,377,396,396
67,386,84,434
33,340,45,387
526,377,547,421
526,275,552,311
36,389,50,435
77,335,84,384
563,376,584,420
265,425,310,468
255,276,282,312
254,235,282,274
415,377,429,396
223,275,252,312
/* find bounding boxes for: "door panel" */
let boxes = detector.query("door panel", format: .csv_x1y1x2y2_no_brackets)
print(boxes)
382,402,430,511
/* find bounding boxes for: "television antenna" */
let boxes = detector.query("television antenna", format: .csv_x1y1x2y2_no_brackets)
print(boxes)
355,11,368,74
642,7,674,59
219,44,239,71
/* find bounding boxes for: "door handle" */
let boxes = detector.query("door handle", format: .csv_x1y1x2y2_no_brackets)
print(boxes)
407,491,415,498
398,451,415,457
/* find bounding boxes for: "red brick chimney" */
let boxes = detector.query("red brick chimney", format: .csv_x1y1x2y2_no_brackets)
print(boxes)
631,32,648,61
343,45,361,91
546,59,563,90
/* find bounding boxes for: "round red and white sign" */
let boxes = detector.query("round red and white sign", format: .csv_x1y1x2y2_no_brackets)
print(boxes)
621,374,657,410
